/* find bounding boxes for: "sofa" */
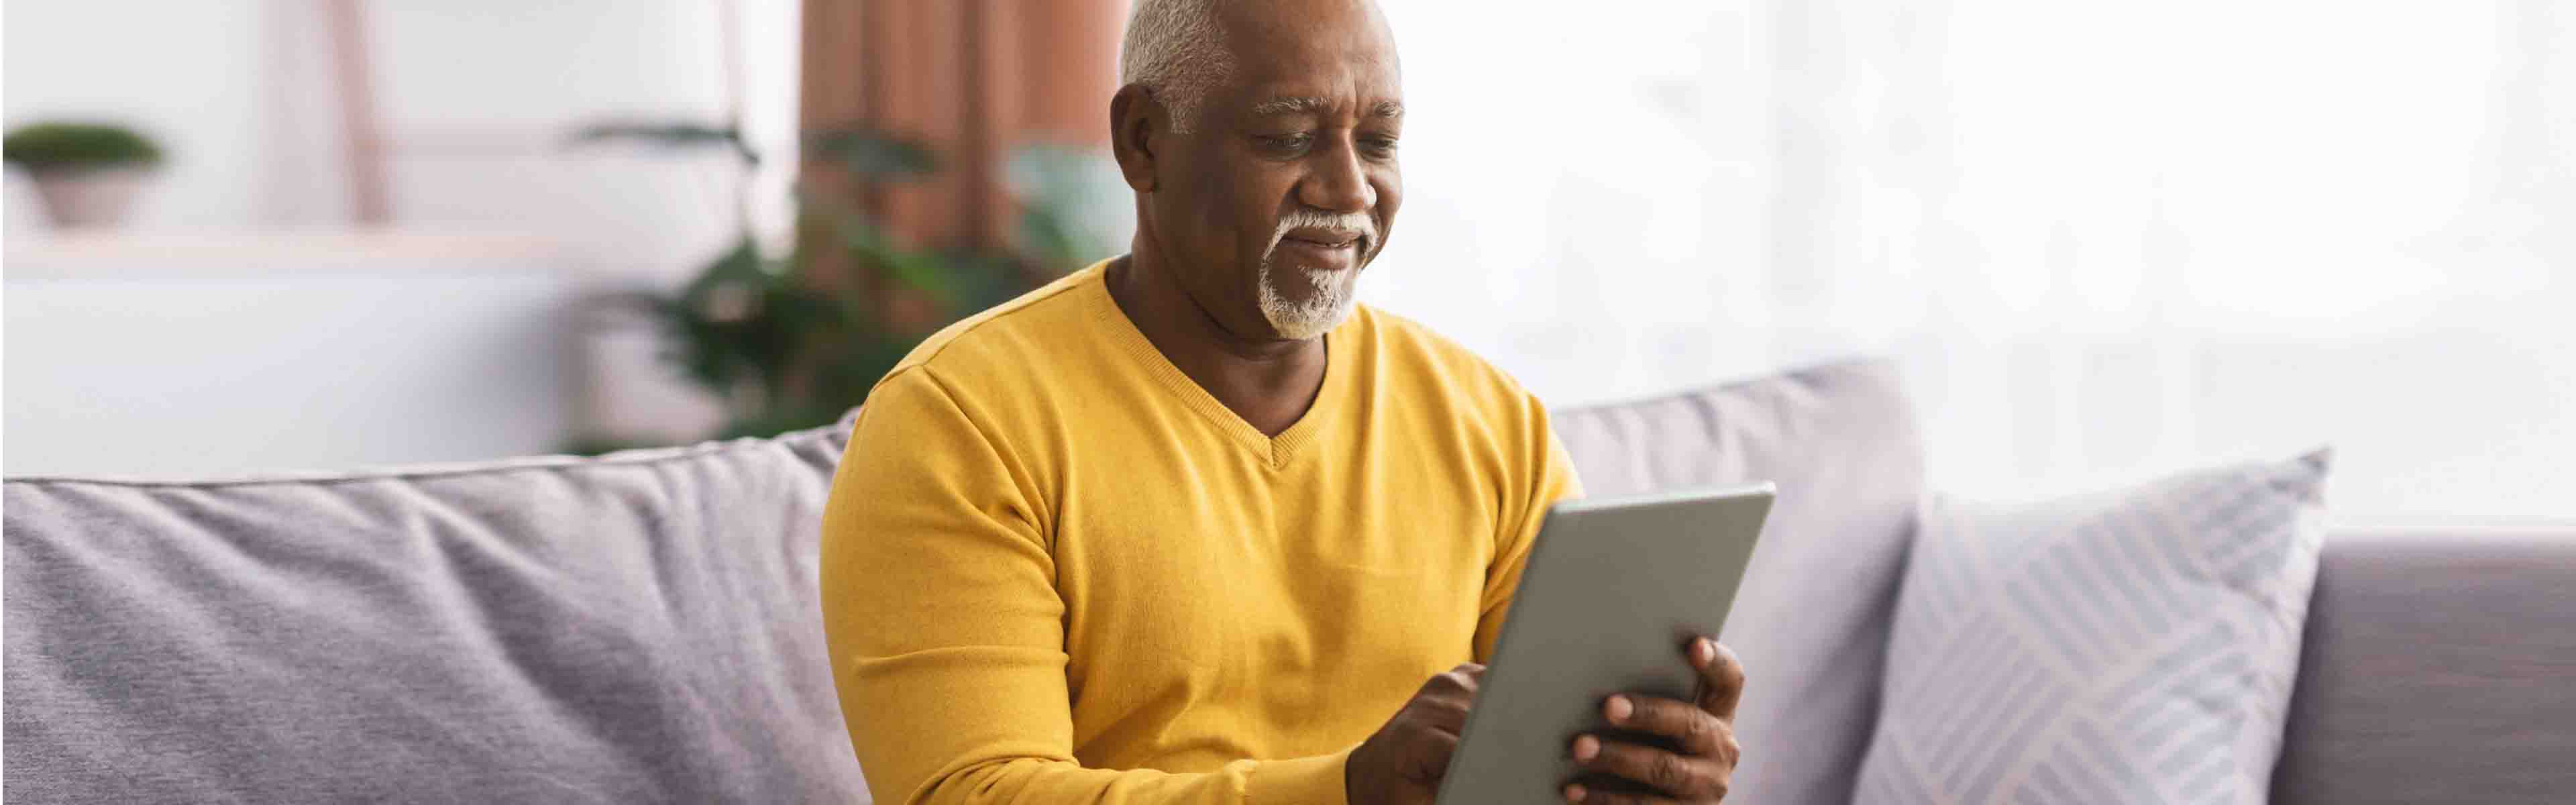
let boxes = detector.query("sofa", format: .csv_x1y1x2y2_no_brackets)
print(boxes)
7,359,2571,803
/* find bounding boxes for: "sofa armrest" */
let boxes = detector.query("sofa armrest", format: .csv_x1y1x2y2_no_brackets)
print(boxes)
2271,523,2576,804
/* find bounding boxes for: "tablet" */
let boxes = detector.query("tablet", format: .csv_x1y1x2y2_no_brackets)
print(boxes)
1435,484,1774,804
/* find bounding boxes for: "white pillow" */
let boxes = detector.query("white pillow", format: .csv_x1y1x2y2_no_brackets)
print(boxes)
1855,451,2331,804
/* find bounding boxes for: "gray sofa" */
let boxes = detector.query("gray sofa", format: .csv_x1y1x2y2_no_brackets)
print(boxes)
7,360,2571,803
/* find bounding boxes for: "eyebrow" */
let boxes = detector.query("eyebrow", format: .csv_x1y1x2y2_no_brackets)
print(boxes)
1249,97,1326,116
1246,97,1406,119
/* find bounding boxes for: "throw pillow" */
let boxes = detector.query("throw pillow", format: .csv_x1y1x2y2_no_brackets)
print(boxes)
1553,358,1925,805
3,423,871,803
1854,451,2332,804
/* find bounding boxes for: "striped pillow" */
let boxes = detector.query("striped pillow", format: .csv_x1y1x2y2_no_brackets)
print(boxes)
1856,451,2330,804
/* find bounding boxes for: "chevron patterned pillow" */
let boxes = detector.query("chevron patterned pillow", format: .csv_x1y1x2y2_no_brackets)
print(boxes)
1856,451,2332,804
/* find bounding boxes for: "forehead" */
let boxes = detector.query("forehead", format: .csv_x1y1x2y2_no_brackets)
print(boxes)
1215,1,1401,105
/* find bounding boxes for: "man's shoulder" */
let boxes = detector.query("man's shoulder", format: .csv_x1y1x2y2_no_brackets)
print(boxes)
885,265,1104,381
1353,303,1544,414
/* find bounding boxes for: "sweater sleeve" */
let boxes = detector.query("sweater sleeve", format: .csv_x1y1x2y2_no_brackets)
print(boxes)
1472,392,1587,663
819,368,1352,805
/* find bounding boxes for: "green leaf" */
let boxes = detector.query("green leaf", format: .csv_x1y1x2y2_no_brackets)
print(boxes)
4,122,162,168
567,121,757,165
1018,205,1085,274
876,249,958,306
810,127,937,180
679,237,769,298
1006,142,1126,272
556,433,672,455
624,131,1122,447
804,199,961,305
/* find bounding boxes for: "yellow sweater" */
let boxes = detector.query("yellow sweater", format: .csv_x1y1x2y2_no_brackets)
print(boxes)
820,262,1580,804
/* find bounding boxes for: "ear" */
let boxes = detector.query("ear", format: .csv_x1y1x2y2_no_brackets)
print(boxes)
1109,84,1162,193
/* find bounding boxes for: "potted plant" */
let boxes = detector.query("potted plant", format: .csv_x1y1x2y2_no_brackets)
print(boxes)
3,121,165,229
559,119,1122,450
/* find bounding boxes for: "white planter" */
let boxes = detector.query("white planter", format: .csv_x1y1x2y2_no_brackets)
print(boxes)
27,166,152,229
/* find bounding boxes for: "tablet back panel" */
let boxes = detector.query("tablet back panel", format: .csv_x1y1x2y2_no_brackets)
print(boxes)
1436,485,1774,804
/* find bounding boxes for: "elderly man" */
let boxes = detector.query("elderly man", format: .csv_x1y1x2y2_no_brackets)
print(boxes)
820,1,1746,802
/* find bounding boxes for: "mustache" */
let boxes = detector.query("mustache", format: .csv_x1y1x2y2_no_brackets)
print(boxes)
1267,209,1377,251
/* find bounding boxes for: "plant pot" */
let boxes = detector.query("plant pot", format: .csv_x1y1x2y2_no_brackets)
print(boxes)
26,166,152,229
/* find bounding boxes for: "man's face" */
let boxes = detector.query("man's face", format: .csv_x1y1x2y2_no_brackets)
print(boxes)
1141,0,1403,341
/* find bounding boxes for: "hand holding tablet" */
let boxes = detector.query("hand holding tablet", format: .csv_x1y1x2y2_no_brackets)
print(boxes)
1560,636,1747,803
1347,484,1773,805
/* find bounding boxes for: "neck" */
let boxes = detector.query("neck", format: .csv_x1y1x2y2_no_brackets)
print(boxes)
1106,247,1331,438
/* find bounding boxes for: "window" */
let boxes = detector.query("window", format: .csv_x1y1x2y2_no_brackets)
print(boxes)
1375,1,2575,516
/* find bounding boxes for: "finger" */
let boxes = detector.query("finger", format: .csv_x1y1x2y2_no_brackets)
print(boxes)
1601,694,1728,757
1414,691,1474,734
1426,665,1485,697
1399,727,1463,789
1572,735,1721,799
1416,726,1461,766
1562,781,1682,804
1687,638,1747,721
1413,664,1486,732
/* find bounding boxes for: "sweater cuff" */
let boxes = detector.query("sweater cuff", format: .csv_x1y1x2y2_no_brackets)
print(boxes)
1247,747,1353,805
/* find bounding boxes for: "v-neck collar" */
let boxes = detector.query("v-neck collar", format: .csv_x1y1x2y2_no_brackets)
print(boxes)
1085,264,1352,469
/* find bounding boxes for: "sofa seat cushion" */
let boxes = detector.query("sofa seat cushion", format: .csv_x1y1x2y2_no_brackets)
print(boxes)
3,427,869,803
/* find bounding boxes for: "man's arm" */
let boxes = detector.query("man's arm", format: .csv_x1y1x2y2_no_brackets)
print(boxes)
819,369,1348,805
1456,392,1748,804
1471,392,1585,662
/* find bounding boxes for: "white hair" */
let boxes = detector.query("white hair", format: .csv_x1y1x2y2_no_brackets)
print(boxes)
1120,0,1233,134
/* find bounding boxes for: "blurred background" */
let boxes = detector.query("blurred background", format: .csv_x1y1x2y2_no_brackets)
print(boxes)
4,1,2569,519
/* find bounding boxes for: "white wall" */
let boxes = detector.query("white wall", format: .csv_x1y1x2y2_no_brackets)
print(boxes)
1372,1,1775,400
10,1,2569,512
4,1,800,473
1375,0,2576,517
4,0,802,284
3,1,270,231
4,233,587,477
365,0,805,286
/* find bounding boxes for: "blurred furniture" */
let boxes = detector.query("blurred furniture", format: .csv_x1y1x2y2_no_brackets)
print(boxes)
6,358,2571,802
2,230,587,476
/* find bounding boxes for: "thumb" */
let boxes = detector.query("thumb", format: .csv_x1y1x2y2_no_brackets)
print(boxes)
1693,638,1747,721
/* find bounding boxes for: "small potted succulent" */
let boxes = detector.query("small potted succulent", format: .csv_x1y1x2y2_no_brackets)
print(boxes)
3,121,165,229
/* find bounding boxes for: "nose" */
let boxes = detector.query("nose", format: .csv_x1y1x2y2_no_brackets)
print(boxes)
1296,136,1375,214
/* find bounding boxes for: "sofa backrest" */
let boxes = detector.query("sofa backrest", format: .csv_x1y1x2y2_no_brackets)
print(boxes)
13,362,2569,805
1552,358,1925,805
2270,523,2576,803
3,359,1927,804
3,425,870,803
1550,360,2576,802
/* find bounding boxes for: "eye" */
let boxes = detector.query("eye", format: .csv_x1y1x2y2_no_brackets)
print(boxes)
1360,136,1400,158
1258,132,1315,154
